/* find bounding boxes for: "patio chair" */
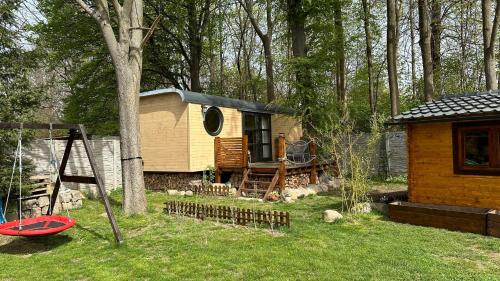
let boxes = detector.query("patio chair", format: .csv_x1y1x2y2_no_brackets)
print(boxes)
286,140,310,163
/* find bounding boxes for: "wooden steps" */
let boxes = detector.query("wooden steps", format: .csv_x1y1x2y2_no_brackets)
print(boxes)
236,167,280,200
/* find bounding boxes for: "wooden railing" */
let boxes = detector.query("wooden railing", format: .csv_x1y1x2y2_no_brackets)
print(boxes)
214,136,248,182
277,134,318,189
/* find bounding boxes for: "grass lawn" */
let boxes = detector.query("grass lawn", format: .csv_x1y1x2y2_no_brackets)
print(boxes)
0,191,499,281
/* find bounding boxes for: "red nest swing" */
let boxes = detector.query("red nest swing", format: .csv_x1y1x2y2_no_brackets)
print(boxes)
0,215,76,237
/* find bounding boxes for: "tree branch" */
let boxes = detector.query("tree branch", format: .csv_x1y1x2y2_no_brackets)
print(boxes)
111,0,122,15
238,0,265,40
75,0,101,21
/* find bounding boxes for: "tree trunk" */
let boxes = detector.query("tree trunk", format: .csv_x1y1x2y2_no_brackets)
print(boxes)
333,1,346,112
482,0,500,90
409,0,418,99
76,0,148,214
431,0,442,95
418,0,435,101
263,36,275,102
387,0,400,117
287,0,314,132
362,0,375,115
188,0,202,92
115,64,147,214
287,0,307,59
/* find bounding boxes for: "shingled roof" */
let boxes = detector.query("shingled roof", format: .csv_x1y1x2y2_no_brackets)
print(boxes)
392,90,500,123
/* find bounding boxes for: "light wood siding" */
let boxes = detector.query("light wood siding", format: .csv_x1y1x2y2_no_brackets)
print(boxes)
139,94,189,172
408,122,500,209
271,114,303,158
188,103,242,171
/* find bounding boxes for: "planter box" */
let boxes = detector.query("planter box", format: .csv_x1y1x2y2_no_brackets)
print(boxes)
487,210,500,238
389,201,489,235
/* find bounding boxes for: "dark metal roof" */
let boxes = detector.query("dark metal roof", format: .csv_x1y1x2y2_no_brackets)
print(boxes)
391,90,500,124
140,88,294,115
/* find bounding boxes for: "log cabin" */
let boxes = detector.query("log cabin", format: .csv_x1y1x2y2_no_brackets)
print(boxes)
388,91,500,236
139,88,332,198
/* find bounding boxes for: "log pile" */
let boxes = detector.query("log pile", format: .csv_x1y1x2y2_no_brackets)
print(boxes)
144,172,203,191
285,173,310,189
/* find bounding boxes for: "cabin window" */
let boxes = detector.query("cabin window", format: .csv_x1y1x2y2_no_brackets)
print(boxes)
453,122,500,175
243,112,272,162
204,106,224,136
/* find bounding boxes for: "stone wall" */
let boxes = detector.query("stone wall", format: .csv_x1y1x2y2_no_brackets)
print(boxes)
5,190,84,220
25,137,122,196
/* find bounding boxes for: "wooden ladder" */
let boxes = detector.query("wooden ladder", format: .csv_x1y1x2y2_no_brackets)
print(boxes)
237,168,280,200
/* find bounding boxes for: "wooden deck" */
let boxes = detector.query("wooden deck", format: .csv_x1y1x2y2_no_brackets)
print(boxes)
214,134,335,200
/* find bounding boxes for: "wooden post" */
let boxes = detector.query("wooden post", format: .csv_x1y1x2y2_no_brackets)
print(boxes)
48,128,76,215
214,137,221,183
79,125,123,243
309,138,318,184
242,135,248,168
278,133,286,191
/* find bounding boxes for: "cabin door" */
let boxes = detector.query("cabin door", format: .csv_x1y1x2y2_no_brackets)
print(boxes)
243,112,272,162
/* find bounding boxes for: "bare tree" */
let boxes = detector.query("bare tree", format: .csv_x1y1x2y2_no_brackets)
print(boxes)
481,0,500,90
418,0,435,101
387,0,400,117
362,0,375,115
239,0,275,102
75,0,147,214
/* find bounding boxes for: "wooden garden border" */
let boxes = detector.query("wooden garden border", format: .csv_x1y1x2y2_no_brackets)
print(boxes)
164,201,290,227
188,185,230,196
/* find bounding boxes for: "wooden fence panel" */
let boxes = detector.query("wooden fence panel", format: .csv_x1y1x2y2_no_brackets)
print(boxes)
164,201,290,227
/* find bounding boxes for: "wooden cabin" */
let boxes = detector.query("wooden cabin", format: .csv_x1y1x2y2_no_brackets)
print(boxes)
139,88,333,198
389,91,500,236
139,88,302,173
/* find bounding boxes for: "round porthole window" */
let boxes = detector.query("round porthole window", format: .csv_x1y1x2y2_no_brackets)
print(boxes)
204,106,224,136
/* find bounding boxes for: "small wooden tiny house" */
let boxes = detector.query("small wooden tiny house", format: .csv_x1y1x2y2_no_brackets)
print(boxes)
389,91,500,236
139,88,302,173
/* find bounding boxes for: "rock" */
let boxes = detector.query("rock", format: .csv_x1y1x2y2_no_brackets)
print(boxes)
59,192,72,203
284,196,295,203
323,210,343,223
267,193,280,202
73,200,83,208
185,190,194,196
37,196,50,207
179,191,186,196
351,202,372,214
32,207,42,217
61,202,72,210
370,202,388,215
22,199,37,208
72,191,85,200
41,206,49,214
167,189,179,195
326,179,341,190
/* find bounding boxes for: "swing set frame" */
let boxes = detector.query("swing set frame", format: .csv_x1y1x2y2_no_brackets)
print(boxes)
0,122,123,243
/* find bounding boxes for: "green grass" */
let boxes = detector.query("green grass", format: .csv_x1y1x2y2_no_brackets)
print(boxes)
0,191,499,281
